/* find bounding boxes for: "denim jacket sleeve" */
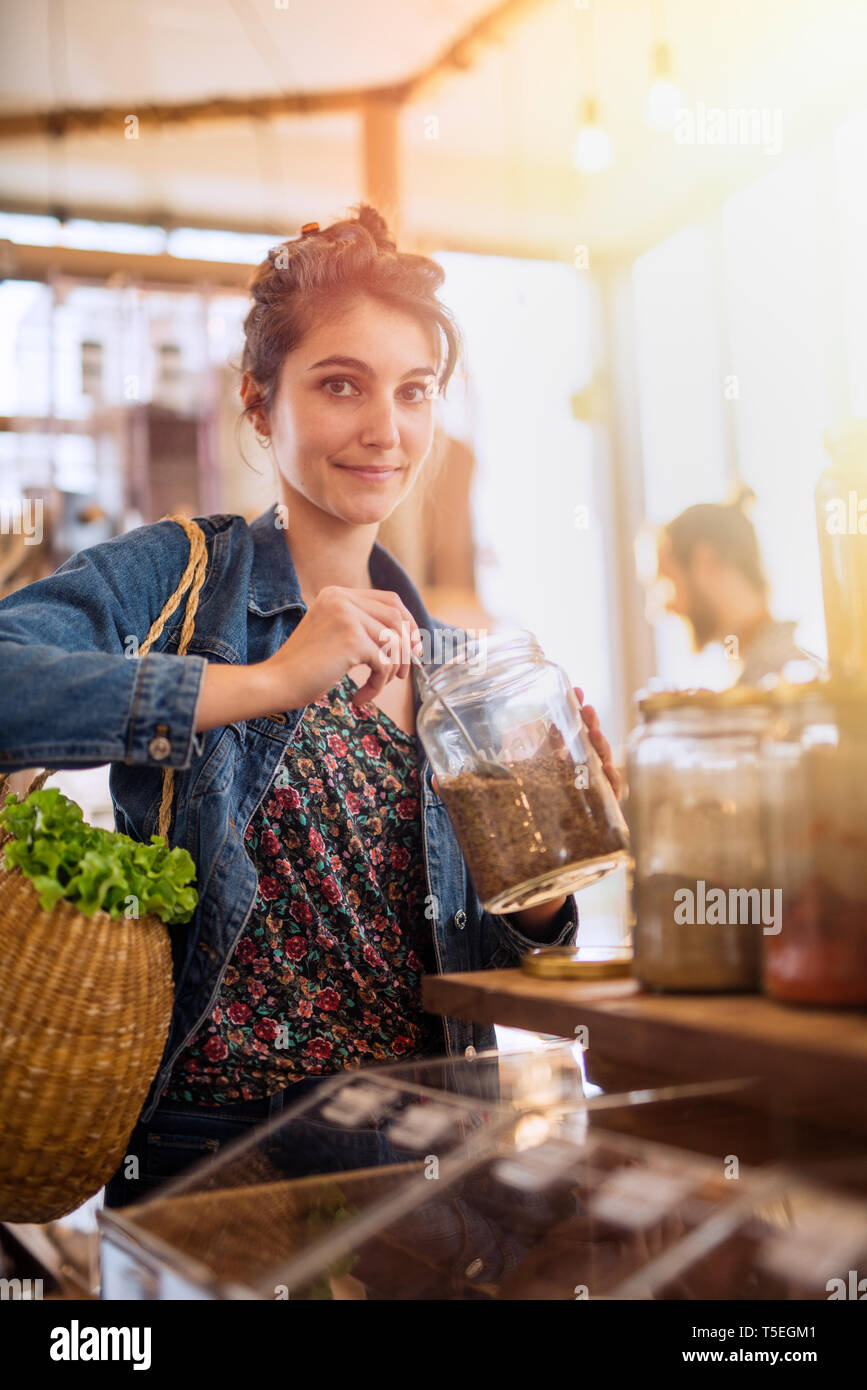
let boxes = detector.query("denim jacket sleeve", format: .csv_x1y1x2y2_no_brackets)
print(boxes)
0,520,208,774
481,892,579,969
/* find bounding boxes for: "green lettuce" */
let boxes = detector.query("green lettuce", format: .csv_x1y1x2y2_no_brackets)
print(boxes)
0,786,197,925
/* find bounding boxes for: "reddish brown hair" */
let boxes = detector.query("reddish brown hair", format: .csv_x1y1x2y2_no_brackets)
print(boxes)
238,202,463,436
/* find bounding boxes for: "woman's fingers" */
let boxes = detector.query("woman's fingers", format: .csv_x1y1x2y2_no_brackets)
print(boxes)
574,690,622,798
348,590,422,683
581,702,600,733
352,610,417,698
602,761,622,799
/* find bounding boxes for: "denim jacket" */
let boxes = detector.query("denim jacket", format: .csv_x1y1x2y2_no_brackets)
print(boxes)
0,503,579,1122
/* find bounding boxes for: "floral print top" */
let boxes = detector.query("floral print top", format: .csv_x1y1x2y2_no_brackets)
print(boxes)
161,673,442,1106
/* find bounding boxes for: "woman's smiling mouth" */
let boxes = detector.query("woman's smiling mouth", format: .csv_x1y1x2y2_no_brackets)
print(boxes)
332,462,403,483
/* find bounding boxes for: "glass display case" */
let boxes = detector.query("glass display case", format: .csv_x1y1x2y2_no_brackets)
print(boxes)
617,1165,867,1300
98,1042,780,1301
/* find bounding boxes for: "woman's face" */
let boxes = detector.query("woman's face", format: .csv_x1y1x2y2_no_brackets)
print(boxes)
246,294,439,527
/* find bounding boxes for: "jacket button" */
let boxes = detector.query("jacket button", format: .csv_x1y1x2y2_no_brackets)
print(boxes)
465,1046,477,1059
465,1259,484,1279
453,909,467,930
148,734,172,760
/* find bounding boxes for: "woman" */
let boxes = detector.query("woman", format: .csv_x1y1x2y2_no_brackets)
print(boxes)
0,205,619,1208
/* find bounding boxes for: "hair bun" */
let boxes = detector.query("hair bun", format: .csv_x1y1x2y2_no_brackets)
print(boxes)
353,202,397,251
730,482,757,513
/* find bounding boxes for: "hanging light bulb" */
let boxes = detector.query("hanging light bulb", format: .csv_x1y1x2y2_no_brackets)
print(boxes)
573,97,610,173
645,41,682,131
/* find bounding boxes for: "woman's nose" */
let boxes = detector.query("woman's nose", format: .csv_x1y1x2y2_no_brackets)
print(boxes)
359,395,400,450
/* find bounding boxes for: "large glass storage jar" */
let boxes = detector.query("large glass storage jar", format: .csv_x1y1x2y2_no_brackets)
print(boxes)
815,419,867,682
416,629,630,913
762,678,867,1005
625,689,774,992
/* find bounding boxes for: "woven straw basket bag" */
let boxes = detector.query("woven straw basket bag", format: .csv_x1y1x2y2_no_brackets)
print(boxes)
0,514,208,1222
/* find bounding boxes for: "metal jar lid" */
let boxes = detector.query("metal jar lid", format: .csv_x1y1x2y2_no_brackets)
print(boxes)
635,685,777,715
766,674,867,706
521,946,633,980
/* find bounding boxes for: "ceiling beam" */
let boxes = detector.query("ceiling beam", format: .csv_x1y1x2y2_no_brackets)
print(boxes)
0,240,255,289
0,0,552,141
0,195,294,238
403,0,547,102
0,85,406,140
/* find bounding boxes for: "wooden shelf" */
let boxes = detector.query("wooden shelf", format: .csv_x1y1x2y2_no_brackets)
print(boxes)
423,970,867,1132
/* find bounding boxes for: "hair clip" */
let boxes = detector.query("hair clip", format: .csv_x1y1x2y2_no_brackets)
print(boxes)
300,222,320,235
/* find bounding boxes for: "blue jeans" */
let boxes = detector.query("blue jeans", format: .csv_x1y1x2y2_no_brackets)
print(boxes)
102,1077,329,1209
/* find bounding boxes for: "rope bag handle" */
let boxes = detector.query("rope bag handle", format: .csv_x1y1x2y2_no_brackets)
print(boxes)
0,513,209,849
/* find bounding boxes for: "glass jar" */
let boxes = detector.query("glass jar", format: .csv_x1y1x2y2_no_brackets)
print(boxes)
762,677,867,1005
625,688,774,992
815,418,867,682
416,628,630,913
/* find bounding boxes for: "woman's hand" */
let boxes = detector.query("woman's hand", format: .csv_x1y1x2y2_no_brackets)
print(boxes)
196,587,424,735
258,586,423,713
573,686,621,799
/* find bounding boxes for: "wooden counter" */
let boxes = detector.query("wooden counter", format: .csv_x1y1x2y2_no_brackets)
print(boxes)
423,969,867,1135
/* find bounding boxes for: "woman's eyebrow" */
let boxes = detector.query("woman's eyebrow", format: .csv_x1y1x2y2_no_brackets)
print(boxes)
307,355,436,381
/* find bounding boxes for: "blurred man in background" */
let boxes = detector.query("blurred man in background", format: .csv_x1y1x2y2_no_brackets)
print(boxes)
655,487,822,685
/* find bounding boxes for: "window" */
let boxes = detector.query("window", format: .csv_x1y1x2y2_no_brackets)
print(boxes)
631,108,867,684
435,251,616,725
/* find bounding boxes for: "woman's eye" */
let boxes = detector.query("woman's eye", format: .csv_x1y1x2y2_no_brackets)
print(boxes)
399,383,427,403
322,377,358,397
